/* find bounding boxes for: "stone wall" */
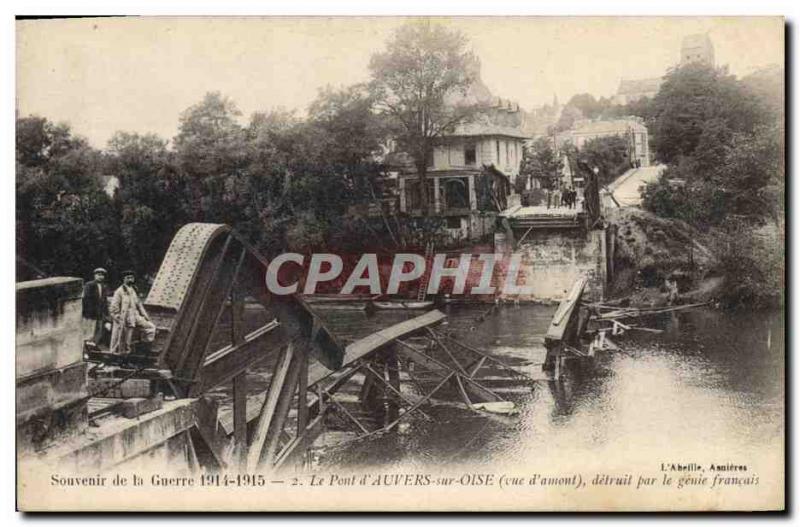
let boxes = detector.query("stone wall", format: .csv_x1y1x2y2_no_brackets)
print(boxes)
17,277,84,377
501,228,607,303
16,277,88,450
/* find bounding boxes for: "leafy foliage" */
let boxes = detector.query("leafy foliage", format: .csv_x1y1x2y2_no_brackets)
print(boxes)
709,219,784,310
577,135,632,187
519,137,562,190
554,93,658,136
650,63,768,165
16,117,120,280
369,21,478,213
107,131,190,278
17,86,397,283
638,63,784,307
553,104,583,133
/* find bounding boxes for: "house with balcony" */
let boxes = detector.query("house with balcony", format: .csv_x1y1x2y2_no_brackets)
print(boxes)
394,99,527,243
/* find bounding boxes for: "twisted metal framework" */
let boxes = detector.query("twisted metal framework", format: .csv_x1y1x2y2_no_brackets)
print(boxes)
99,223,528,473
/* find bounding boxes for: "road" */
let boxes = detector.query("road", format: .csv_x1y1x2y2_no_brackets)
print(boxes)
607,164,665,207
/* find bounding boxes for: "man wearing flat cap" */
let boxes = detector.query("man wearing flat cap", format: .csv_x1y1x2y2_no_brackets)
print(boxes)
109,270,156,355
82,267,110,345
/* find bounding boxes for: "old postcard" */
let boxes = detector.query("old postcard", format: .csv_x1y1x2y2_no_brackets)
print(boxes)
15,16,785,511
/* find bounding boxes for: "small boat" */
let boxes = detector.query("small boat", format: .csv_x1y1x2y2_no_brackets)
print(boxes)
301,294,378,311
311,303,370,311
301,294,376,303
372,300,434,310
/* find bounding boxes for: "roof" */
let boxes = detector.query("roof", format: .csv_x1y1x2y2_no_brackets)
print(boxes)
449,122,530,139
617,77,663,96
442,59,530,140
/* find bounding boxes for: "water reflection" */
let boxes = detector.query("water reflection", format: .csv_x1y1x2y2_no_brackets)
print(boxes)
320,305,784,472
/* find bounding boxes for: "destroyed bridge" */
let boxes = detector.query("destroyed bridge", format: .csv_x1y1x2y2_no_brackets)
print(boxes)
17,223,535,474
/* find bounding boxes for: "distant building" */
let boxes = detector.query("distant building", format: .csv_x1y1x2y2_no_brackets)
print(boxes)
613,33,715,106
521,94,562,138
613,77,663,105
100,175,120,198
680,33,715,67
560,117,650,167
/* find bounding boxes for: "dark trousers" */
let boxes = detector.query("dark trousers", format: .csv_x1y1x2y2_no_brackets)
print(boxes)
83,317,107,345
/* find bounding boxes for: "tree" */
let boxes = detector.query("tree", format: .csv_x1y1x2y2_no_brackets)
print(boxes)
308,85,392,203
309,85,388,173
741,65,784,124
578,135,631,187
553,104,583,133
174,92,249,222
643,122,782,229
16,116,121,280
642,61,782,230
106,131,190,277
651,63,767,164
565,93,604,120
369,21,478,215
308,85,401,247
520,137,562,190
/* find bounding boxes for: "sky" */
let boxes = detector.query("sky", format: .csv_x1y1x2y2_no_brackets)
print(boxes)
16,16,784,149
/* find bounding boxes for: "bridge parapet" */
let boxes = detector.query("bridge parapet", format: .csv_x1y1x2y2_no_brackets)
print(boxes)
16,277,88,451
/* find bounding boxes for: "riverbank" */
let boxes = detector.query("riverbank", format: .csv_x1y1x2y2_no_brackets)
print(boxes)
605,207,783,309
606,208,720,307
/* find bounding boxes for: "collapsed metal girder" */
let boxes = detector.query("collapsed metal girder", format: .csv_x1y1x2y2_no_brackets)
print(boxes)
143,222,344,396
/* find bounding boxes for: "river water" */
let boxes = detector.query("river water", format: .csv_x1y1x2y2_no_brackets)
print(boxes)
313,305,784,486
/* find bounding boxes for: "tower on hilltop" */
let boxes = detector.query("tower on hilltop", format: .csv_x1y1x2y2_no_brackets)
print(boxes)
680,33,715,67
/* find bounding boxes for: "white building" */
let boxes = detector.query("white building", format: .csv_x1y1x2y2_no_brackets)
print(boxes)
560,117,650,167
394,98,526,242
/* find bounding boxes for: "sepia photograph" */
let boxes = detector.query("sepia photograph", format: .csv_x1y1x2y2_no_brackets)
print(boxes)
13,15,785,512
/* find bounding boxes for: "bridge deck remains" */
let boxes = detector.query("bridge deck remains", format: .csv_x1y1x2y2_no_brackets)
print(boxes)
501,205,587,230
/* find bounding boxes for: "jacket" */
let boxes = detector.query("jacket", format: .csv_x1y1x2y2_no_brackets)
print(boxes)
109,285,149,328
82,280,109,320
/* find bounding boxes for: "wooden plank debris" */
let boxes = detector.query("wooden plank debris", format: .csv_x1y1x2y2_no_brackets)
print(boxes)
546,276,589,343
247,342,296,471
306,310,447,387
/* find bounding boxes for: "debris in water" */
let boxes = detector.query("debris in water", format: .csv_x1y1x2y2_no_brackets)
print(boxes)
471,401,519,415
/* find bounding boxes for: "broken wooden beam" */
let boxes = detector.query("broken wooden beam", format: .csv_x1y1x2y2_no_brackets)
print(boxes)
216,363,361,436
232,372,247,467
545,276,588,344
306,309,447,387
247,341,297,471
394,339,504,403
274,412,327,470
194,320,286,394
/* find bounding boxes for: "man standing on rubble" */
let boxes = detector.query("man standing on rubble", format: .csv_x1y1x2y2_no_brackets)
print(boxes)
82,267,110,346
109,270,156,355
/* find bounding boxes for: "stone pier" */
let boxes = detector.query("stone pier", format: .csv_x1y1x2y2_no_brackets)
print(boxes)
498,206,610,303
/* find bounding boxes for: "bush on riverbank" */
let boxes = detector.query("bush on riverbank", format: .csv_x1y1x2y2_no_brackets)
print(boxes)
606,208,783,310
632,63,784,309
606,207,718,304
708,220,784,309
